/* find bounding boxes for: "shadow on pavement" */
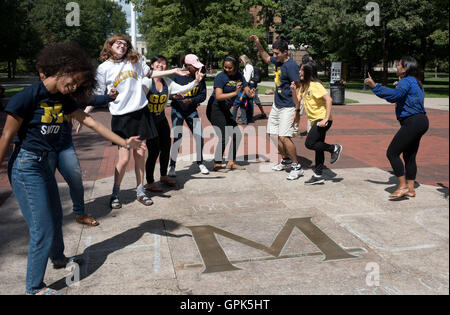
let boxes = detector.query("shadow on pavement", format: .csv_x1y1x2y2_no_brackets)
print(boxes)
49,219,191,291
437,183,449,199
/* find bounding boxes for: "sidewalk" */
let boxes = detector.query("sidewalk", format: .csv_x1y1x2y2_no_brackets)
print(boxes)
202,81,449,110
0,104,448,295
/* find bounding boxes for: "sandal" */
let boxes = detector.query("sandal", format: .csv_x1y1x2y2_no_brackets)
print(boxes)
137,195,153,206
226,162,246,171
389,187,410,199
145,184,163,192
406,190,416,197
161,177,176,187
110,196,122,209
75,214,100,226
53,256,84,269
213,165,230,173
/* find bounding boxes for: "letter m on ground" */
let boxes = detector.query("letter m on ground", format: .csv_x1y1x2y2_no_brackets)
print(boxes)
187,218,359,273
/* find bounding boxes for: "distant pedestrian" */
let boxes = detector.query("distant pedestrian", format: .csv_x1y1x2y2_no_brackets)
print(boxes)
365,56,429,199
239,54,266,121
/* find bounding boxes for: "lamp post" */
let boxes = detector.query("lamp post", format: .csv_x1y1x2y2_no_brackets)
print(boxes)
130,2,137,49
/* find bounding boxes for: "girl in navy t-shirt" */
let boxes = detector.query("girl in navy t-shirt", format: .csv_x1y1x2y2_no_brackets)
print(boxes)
207,55,255,172
0,43,144,295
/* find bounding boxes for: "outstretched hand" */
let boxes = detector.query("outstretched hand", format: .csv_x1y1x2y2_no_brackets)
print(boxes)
194,70,205,83
175,68,190,77
364,72,376,89
109,88,119,100
127,136,146,150
290,81,297,93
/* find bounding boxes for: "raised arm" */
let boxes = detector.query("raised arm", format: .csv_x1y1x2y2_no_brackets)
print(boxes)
71,109,145,150
250,35,271,64
365,72,409,103
166,70,205,95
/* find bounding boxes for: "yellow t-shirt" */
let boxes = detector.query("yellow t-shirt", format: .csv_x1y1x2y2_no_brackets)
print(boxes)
300,81,332,123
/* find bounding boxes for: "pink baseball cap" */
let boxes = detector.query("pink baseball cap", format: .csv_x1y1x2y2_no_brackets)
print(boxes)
184,54,204,69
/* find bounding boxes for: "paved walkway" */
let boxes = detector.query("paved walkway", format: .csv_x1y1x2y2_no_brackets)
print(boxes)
0,102,448,295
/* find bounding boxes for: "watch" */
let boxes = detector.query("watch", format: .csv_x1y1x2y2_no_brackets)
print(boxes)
295,109,300,113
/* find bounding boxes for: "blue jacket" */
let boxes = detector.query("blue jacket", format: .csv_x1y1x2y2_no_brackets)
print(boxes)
372,76,426,121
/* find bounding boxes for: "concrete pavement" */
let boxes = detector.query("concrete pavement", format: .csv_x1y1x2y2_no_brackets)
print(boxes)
0,102,448,295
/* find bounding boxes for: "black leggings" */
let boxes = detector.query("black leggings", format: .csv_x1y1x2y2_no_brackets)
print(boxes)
387,114,429,180
146,118,171,184
305,120,334,175
209,103,242,163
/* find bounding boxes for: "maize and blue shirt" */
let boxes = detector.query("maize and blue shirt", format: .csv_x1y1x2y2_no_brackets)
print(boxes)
5,82,80,154
372,76,426,121
146,78,169,124
270,56,300,108
212,71,248,110
170,75,207,116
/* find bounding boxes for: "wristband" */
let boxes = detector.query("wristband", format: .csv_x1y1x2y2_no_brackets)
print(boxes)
295,109,300,113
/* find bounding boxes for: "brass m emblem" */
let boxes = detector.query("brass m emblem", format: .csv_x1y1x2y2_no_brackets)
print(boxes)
187,217,363,273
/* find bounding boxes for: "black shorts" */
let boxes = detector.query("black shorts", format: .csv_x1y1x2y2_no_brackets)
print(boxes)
111,107,158,142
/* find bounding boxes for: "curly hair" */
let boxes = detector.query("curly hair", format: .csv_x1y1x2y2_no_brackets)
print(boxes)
36,43,96,102
99,34,141,64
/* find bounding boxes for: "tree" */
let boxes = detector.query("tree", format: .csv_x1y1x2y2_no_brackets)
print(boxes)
0,0,42,78
134,0,267,66
29,0,129,58
274,0,449,84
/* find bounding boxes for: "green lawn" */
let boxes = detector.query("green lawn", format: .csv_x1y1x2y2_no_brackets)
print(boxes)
4,87,24,98
320,72,449,98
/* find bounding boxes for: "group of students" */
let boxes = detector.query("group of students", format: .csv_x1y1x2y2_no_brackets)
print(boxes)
0,33,428,295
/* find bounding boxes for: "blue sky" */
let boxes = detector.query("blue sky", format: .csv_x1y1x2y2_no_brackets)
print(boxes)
115,0,133,33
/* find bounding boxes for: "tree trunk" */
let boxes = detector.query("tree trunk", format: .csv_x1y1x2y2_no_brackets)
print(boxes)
12,59,17,79
382,25,388,86
419,38,427,83
7,61,12,79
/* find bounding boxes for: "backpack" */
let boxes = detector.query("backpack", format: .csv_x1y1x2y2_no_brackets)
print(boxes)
252,66,262,83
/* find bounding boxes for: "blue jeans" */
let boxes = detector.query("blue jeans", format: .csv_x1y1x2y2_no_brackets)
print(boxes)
9,148,66,295
48,144,85,217
232,102,247,124
170,109,204,167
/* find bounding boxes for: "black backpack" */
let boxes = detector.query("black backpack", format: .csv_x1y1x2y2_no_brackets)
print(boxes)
252,66,262,83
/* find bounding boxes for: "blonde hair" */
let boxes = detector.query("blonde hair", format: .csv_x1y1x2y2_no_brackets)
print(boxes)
99,34,141,64
239,54,252,66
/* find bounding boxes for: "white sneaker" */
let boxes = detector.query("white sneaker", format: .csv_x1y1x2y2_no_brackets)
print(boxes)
168,166,176,177
198,164,209,175
272,161,292,171
287,167,304,180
